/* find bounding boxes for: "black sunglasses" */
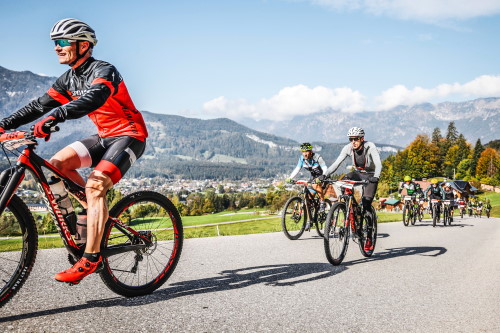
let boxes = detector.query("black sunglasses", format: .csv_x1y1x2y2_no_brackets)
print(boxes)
349,137,362,142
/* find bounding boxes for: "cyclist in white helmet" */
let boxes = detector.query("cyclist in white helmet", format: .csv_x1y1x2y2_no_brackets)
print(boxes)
320,127,382,237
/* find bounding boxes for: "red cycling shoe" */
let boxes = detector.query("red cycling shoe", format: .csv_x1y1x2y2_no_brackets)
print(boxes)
364,238,374,251
55,256,102,284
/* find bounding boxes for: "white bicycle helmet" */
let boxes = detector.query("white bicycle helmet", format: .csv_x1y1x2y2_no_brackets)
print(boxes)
347,127,365,137
50,18,98,46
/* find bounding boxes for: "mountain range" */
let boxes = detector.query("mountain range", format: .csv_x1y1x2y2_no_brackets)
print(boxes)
242,98,500,146
2,65,497,179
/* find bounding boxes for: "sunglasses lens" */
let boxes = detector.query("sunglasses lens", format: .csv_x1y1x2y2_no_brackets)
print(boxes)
349,137,360,142
54,39,72,47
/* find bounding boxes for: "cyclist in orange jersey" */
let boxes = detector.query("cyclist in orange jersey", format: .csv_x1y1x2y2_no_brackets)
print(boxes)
0,18,148,284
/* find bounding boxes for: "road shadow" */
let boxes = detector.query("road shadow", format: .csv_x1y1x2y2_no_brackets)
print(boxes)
406,221,474,228
344,245,447,267
299,232,391,241
0,262,343,322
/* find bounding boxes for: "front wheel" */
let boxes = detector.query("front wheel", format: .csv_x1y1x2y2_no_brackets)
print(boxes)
315,199,332,237
100,191,183,297
0,195,38,308
402,204,411,226
324,202,349,265
461,209,464,219
486,210,490,218
432,205,439,227
281,196,306,240
442,207,448,226
359,207,377,257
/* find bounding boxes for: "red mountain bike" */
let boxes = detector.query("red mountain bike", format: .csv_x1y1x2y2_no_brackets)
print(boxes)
323,180,377,265
0,130,183,308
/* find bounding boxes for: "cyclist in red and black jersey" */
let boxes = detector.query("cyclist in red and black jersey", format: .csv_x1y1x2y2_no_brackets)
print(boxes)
0,18,148,284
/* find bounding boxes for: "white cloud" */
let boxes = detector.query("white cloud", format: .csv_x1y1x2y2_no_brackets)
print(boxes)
306,0,500,22
375,75,500,109
202,75,500,121
203,85,366,121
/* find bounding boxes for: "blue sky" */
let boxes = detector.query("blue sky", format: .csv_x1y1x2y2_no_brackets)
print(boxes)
1,0,499,121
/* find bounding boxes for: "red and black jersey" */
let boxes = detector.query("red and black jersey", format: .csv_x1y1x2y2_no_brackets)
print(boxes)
0,57,148,140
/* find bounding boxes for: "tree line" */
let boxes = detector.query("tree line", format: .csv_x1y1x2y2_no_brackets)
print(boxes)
378,121,499,196
167,186,291,216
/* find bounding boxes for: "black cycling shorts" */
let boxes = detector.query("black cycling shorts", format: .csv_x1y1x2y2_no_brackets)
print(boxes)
69,134,146,184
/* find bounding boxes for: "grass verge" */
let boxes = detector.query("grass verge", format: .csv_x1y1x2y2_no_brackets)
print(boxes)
0,211,429,252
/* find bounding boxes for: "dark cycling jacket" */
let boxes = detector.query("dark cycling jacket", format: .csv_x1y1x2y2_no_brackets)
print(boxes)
0,57,148,140
424,185,444,199
443,190,455,200
399,182,423,196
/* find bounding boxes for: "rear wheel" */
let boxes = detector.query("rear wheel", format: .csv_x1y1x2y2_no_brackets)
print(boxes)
418,207,423,222
411,206,417,225
324,202,349,265
460,209,464,219
315,199,332,237
281,196,306,240
359,207,377,257
0,195,38,308
100,191,183,297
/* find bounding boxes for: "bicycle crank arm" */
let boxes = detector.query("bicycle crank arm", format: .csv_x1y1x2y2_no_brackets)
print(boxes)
101,243,148,257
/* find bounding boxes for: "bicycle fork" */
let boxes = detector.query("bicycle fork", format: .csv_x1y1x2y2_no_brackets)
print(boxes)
0,166,26,215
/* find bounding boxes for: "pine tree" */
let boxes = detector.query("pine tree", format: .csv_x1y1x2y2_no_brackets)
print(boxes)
445,121,459,145
471,139,485,178
430,127,446,174
431,127,442,145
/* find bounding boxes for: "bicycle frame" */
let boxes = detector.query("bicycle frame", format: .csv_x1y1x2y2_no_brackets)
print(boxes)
431,199,441,214
403,196,414,213
0,131,151,260
442,200,453,222
295,180,319,223
334,180,362,235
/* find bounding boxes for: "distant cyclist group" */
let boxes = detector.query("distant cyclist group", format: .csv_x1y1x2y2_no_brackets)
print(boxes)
284,125,493,260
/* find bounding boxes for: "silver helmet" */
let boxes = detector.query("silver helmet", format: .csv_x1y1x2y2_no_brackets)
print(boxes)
347,127,365,137
50,18,98,46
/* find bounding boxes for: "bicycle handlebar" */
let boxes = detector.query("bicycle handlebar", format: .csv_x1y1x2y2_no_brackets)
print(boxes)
0,127,59,151
0,127,59,141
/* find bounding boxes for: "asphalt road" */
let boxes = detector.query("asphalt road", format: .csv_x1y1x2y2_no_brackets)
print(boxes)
1,216,499,333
